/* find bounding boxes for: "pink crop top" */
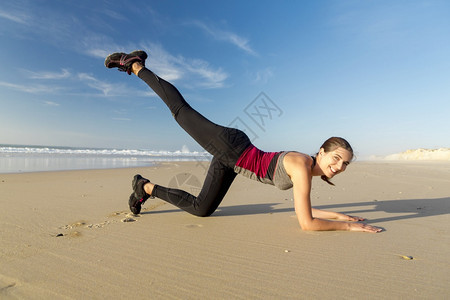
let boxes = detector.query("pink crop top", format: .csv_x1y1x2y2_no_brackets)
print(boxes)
234,144,293,190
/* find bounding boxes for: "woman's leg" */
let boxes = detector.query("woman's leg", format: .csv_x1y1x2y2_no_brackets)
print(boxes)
145,157,237,217
137,66,251,167
106,53,251,216
129,64,244,216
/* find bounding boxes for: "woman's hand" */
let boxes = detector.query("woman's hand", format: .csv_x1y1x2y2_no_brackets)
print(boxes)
335,213,365,222
337,213,383,232
349,222,383,233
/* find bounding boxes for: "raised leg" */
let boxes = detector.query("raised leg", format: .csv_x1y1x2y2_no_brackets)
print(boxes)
135,64,251,167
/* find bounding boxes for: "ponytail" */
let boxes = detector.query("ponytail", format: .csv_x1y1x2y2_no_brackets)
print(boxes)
321,175,335,186
313,154,335,186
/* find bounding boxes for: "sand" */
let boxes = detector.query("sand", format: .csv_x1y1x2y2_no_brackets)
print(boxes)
1,161,449,299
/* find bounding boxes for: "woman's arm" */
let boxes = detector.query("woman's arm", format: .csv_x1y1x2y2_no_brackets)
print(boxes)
285,154,381,233
311,208,365,221
294,184,381,232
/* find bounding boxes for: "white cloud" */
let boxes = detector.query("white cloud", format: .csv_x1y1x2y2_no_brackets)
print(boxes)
27,69,71,80
142,43,184,81
5,67,153,98
190,21,257,56
2,4,228,91
253,68,274,84
43,101,60,107
140,42,228,88
0,81,61,94
0,8,29,24
86,48,112,59
77,73,115,96
179,58,227,89
95,42,229,89
4,69,119,97
101,9,127,21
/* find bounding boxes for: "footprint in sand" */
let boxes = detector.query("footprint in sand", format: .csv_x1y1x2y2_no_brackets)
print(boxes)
86,220,115,228
54,232,80,237
0,275,19,296
57,211,141,237
109,211,139,223
67,231,82,238
185,224,203,228
121,217,136,223
0,282,16,291
108,211,127,217
59,221,87,230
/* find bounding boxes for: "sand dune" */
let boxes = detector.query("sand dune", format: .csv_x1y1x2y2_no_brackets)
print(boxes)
384,148,450,161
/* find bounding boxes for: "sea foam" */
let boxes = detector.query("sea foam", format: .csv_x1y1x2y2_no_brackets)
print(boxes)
0,145,211,158
0,144,211,173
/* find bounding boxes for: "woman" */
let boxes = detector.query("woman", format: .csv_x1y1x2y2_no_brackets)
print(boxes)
105,50,382,233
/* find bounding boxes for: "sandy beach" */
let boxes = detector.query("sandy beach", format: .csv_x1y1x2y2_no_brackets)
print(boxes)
1,161,449,299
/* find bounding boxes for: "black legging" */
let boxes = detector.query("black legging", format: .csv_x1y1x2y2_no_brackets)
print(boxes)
138,68,251,216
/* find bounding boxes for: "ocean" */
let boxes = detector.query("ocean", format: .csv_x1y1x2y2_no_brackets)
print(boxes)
0,144,211,173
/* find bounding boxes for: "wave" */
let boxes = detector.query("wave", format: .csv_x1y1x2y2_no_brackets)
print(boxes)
0,144,212,173
0,144,211,158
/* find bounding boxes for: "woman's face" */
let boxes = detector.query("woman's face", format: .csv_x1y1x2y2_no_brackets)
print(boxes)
318,147,353,178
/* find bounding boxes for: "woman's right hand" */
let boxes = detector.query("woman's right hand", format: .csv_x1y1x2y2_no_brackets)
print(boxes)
349,222,383,233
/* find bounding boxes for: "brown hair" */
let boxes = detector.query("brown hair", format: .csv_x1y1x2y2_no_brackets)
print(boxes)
317,137,354,186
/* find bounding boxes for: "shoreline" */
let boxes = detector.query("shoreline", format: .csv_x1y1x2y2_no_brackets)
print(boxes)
0,156,211,174
1,161,449,298
0,144,212,174
1,158,448,175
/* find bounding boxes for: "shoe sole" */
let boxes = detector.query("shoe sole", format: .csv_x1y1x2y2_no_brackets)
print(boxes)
104,50,147,68
132,174,143,193
128,192,141,214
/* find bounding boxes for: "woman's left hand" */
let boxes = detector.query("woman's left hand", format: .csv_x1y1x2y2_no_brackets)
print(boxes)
336,213,365,222
347,215,365,221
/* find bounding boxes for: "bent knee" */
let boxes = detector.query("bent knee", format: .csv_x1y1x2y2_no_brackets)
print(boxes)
194,211,213,217
191,208,215,217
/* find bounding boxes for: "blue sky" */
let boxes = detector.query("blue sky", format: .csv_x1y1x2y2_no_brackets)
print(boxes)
0,0,449,158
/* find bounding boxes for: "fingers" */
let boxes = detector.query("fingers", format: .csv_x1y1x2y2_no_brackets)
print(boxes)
363,224,383,233
350,222,383,233
348,216,383,233
347,215,365,222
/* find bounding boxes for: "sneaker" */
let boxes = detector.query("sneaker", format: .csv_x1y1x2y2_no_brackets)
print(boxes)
129,174,153,214
129,193,146,215
104,50,148,75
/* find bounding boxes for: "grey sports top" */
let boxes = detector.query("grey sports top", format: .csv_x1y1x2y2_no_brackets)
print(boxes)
272,151,294,190
234,144,293,190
